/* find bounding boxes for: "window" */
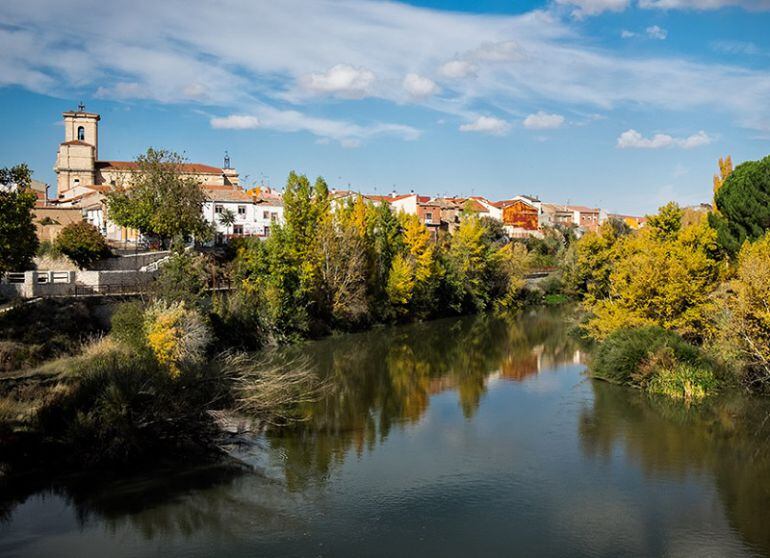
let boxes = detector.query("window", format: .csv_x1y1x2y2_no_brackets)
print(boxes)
73,178,80,188
263,210,270,220
77,126,85,141
270,212,278,222
425,212,433,223
237,205,246,216
215,205,224,214
264,226,271,237
233,225,243,236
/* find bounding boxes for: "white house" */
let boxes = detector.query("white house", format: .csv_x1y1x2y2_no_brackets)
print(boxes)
202,184,283,242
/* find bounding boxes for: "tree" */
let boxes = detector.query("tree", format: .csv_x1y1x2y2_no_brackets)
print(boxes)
729,233,770,389
0,164,39,272
445,216,490,311
106,148,211,245
562,221,623,300
712,155,733,202
708,154,770,255
219,209,236,237
55,221,111,268
586,216,723,342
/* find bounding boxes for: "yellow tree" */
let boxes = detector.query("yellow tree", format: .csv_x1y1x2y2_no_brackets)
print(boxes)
712,155,733,209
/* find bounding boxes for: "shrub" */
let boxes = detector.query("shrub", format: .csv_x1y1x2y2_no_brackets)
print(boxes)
591,326,706,385
144,301,211,377
35,339,226,466
152,249,210,309
646,364,718,401
55,221,110,269
110,301,148,351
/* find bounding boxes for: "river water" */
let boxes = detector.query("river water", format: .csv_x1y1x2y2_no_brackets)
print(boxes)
2,307,770,557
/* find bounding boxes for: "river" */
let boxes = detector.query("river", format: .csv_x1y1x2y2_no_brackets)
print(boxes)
2,307,770,557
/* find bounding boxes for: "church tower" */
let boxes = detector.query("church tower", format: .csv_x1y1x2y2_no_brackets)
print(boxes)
54,103,100,197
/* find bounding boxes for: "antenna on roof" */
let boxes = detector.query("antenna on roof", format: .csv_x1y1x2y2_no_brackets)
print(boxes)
223,151,231,169
77,101,86,112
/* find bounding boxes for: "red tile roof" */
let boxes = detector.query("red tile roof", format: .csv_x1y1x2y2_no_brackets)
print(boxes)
202,184,252,202
96,161,224,174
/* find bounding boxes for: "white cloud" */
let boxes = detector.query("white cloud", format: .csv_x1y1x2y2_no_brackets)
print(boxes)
210,114,260,129
639,0,770,9
470,40,526,62
403,73,440,99
438,60,477,79
459,116,511,135
617,129,713,149
300,64,375,99
645,25,668,39
711,40,763,55
523,111,565,129
621,30,637,38
2,0,770,139
555,0,631,18
678,130,713,148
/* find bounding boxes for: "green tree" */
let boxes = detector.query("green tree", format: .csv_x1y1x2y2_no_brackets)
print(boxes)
445,216,490,312
55,221,111,268
218,208,236,237
106,148,212,245
586,217,723,342
709,155,770,255
562,221,623,301
0,164,39,272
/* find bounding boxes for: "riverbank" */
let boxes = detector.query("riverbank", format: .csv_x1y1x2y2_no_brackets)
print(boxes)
2,308,770,558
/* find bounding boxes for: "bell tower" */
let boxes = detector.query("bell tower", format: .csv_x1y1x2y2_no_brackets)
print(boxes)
54,102,100,197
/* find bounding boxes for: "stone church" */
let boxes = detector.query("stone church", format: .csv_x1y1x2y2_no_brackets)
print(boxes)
53,104,241,243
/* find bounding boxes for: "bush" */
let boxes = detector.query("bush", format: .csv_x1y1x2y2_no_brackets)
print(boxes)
55,221,110,269
591,326,707,385
144,301,211,377
646,364,718,401
110,301,148,351
35,339,225,466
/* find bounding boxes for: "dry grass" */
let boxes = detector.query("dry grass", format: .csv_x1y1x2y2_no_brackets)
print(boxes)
225,352,328,426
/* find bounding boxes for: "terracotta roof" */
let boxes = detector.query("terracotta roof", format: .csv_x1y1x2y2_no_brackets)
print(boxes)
202,184,252,202
96,161,224,174
463,200,488,213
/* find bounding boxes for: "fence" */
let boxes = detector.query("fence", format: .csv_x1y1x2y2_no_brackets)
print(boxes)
0,270,157,299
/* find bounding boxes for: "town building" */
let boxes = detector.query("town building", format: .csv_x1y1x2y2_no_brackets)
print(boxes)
46,104,287,245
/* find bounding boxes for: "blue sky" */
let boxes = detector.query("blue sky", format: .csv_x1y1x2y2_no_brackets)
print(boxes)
1,0,769,214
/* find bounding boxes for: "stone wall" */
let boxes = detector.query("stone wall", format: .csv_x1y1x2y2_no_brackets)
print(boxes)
1,269,157,299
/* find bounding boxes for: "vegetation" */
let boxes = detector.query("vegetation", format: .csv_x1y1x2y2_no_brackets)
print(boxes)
106,148,212,245
55,221,111,268
567,154,770,399
0,164,39,273
228,173,533,342
708,154,770,255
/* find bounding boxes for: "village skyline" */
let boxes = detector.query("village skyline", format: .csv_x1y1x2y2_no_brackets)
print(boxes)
2,0,770,215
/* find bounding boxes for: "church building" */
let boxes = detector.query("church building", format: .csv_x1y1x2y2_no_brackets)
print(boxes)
52,104,244,244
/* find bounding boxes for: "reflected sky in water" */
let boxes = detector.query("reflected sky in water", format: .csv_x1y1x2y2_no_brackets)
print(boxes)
1,308,769,557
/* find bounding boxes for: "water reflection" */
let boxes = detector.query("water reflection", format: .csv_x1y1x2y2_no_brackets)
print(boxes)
581,382,770,556
265,307,583,489
2,308,770,557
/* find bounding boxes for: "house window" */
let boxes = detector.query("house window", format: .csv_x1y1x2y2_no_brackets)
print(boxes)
263,210,270,220
215,204,224,214
425,212,433,223
73,178,80,187
270,212,278,222
77,126,85,141
264,225,271,237
233,225,243,236
237,205,246,216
